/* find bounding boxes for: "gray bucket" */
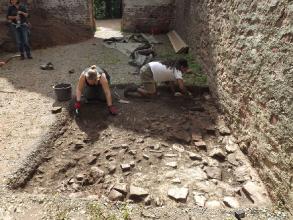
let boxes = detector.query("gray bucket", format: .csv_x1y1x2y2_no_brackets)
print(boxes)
53,83,72,101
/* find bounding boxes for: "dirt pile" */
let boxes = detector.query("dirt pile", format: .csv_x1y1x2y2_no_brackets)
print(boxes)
0,11,93,52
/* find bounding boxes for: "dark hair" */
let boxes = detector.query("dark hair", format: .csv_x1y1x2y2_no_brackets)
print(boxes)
10,0,20,4
160,58,188,71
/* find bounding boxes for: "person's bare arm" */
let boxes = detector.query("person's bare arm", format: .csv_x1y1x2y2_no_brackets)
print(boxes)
177,79,187,94
100,75,113,106
177,79,191,96
18,11,28,17
76,75,85,102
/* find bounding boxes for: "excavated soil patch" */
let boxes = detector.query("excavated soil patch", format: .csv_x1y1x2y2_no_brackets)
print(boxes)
19,87,272,209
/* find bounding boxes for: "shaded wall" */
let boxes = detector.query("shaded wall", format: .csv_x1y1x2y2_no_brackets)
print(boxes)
0,0,94,52
122,0,175,33
173,0,293,208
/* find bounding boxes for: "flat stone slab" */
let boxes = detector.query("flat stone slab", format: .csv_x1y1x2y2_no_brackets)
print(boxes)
165,161,178,168
129,185,149,198
205,167,222,180
113,183,128,194
209,148,226,161
189,152,202,160
242,181,271,206
109,189,124,201
223,196,240,208
168,187,189,202
193,192,206,207
120,163,131,172
205,200,222,209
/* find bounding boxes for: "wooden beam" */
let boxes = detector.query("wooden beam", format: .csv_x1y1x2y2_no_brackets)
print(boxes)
167,30,189,54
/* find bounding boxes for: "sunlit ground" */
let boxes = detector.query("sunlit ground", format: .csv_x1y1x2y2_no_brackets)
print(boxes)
94,19,123,39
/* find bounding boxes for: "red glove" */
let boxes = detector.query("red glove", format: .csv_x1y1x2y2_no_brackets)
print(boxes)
74,101,81,110
108,105,118,115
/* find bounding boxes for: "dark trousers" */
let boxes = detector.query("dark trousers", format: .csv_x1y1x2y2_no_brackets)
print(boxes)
11,24,31,57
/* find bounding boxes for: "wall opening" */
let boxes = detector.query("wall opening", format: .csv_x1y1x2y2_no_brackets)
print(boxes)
93,0,123,20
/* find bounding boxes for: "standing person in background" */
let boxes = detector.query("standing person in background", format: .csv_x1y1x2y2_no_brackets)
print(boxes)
7,0,32,60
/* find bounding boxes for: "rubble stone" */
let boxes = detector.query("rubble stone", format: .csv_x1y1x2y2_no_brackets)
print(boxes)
205,167,222,180
193,192,206,207
168,187,189,202
223,196,240,208
109,189,124,201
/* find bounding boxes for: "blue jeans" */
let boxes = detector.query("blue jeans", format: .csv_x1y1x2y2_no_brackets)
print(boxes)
11,24,31,57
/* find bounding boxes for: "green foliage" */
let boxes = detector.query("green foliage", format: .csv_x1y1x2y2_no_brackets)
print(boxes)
94,0,122,19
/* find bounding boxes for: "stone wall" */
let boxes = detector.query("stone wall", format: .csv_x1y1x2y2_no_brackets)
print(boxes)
122,0,175,33
0,0,94,52
173,0,293,208
33,0,94,28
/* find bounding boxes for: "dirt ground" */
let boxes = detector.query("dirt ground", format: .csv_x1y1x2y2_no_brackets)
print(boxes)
0,20,290,219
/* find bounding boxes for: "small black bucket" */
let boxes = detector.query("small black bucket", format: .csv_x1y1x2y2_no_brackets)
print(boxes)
53,83,72,101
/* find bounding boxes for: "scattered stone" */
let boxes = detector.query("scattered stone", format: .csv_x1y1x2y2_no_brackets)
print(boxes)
165,154,178,157
51,106,62,114
205,200,222,209
154,153,163,159
107,164,116,174
143,154,150,160
130,161,135,167
172,144,185,153
188,167,208,180
242,181,270,205
121,143,129,149
154,197,164,207
206,125,216,135
136,138,144,143
113,183,128,194
68,69,75,74
205,167,222,180
74,143,84,151
165,161,178,168
209,148,226,161
194,181,217,193
108,189,124,201
194,141,207,150
227,153,239,166
141,210,157,219
171,178,181,184
192,131,202,142
121,164,131,172
76,173,85,181
40,62,54,70
193,192,206,207
144,195,153,206
235,210,246,219
129,185,149,200
189,152,202,160
172,130,191,143
225,143,238,153
68,178,75,185
218,122,231,135
90,167,105,180
168,187,189,202
234,166,250,182
129,150,137,155
223,196,240,208
87,155,97,165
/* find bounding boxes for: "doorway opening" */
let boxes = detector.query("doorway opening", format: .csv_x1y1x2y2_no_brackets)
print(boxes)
93,0,123,20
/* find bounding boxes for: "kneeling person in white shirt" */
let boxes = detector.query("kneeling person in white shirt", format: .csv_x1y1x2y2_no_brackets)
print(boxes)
125,58,191,97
